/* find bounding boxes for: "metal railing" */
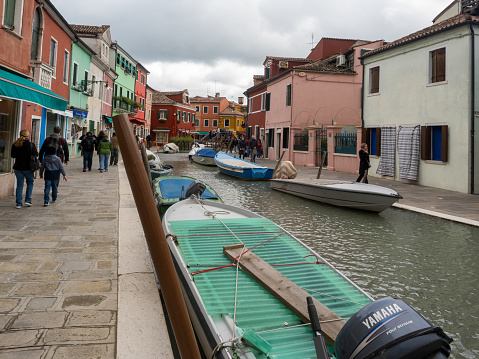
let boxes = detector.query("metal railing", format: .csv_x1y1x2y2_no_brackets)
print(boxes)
293,134,309,151
334,133,357,154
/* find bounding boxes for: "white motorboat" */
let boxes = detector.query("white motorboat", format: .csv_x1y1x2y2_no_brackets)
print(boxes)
188,142,205,159
163,143,179,153
270,178,402,212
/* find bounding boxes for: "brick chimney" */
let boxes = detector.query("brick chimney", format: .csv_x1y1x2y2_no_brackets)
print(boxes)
215,92,220,97
238,97,244,105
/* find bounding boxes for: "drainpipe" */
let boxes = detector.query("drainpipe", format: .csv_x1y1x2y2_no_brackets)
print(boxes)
361,58,365,128
470,23,476,194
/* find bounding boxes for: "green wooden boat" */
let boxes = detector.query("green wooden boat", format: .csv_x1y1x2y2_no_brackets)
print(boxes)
153,176,222,215
162,199,452,359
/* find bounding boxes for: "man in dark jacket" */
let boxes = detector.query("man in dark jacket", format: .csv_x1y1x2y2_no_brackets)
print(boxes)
39,126,69,164
356,143,370,183
238,136,246,159
248,136,258,162
11,130,38,208
80,132,97,172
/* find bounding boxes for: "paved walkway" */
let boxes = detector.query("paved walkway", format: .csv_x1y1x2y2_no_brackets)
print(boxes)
0,157,173,358
255,157,479,226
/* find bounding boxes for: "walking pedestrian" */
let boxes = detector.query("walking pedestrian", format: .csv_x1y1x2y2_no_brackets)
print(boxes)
80,132,97,172
249,136,257,162
39,145,67,206
356,143,370,183
110,132,120,166
146,134,152,149
97,131,112,173
39,125,69,165
256,139,263,159
11,130,37,209
238,136,246,159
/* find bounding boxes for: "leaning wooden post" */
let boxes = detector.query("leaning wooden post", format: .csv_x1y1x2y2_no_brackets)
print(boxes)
316,151,327,179
273,150,286,172
113,113,201,359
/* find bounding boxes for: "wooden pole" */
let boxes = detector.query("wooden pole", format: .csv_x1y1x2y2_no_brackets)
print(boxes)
113,114,201,359
273,150,286,172
316,151,327,179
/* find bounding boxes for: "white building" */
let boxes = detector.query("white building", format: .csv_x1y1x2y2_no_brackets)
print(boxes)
362,9,479,194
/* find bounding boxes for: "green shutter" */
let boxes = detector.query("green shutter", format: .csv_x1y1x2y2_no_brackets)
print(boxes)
4,0,16,28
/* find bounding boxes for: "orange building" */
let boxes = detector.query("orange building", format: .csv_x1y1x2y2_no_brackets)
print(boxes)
190,94,230,137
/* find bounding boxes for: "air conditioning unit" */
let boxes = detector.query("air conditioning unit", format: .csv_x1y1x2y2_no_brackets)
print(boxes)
279,61,288,69
336,54,346,67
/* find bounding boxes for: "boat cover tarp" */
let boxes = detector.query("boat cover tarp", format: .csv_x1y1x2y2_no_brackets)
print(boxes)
168,217,371,358
376,126,396,177
397,125,420,181
159,179,217,199
195,148,217,158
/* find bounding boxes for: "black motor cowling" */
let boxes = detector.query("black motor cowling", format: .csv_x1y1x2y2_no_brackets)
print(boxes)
184,180,206,199
334,297,452,359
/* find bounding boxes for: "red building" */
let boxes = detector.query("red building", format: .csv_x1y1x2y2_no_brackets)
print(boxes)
129,63,149,138
190,94,230,136
150,90,195,145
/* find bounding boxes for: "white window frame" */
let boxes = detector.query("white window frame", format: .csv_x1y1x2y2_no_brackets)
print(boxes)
212,119,218,128
83,70,89,93
2,0,24,35
224,119,230,127
203,106,208,114
62,50,70,85
261,93,266,110
195,105,200,112
213,106,218,114
49,37,58,78
204,119,209,127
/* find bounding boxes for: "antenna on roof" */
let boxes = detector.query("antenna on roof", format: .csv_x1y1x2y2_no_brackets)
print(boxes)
308,33,318,52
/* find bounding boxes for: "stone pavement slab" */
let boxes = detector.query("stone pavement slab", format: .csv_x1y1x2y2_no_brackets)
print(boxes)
0,156,173,358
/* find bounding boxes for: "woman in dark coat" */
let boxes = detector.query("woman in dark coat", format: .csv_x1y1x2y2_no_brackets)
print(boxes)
356,143,370,183
11,130,38,209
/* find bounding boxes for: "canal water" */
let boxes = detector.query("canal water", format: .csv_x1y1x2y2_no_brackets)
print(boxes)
161,153,479,358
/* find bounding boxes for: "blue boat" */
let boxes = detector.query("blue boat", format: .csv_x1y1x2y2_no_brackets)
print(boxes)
191,148,217,166
214,151,274,180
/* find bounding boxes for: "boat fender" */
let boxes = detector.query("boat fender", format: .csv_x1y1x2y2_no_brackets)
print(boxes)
334,297,452,359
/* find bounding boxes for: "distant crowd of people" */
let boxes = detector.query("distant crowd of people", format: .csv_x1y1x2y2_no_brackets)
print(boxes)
11,126,120,209
235,135,263,162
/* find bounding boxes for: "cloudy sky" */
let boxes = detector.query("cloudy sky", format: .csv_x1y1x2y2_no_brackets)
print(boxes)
51,0,454,101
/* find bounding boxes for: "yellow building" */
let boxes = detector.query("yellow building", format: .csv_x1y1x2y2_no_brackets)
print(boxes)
219,102,246,136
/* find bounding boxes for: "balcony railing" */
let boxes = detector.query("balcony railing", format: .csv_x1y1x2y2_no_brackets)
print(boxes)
30,61,53,90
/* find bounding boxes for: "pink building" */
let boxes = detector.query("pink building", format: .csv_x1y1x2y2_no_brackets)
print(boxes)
263,40,384,174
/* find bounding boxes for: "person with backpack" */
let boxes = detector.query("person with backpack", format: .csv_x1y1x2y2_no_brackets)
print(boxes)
97,131,113,173
109,132,120,166
80,132,97,172
39,125,69,165
39,145,67,206
11,130,38,209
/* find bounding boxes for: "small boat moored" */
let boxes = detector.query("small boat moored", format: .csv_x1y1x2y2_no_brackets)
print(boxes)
214,151,273,180
191,148,217,166
188,142,205,159
270,178,402,212
153,176,221,214
162,198,452,358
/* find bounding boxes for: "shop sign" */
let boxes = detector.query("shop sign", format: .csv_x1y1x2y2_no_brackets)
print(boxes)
73,109,88,118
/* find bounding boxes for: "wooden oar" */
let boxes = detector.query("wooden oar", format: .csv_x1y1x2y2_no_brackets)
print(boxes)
273,150,286,172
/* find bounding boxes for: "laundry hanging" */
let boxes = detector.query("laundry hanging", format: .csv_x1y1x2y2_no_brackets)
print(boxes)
398,125,420,181
376,127,396,177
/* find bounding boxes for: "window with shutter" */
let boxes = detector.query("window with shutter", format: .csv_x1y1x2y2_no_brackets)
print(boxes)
3,0,16,28
362,127,381,156
266,93,271,111
430,48,446,83
369,66,380,94
421,125,448,162
286,84,291,107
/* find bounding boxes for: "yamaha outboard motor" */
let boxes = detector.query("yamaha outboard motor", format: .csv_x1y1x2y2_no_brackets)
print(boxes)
184,180,206,199
335,297,452,359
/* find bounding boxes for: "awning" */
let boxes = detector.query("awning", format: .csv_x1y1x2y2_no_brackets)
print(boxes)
197,131,209,135
0,68,67,111
103,115,112,123
51,109,73,117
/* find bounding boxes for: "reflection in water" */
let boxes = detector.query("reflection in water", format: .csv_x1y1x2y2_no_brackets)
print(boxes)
162,153,479,358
